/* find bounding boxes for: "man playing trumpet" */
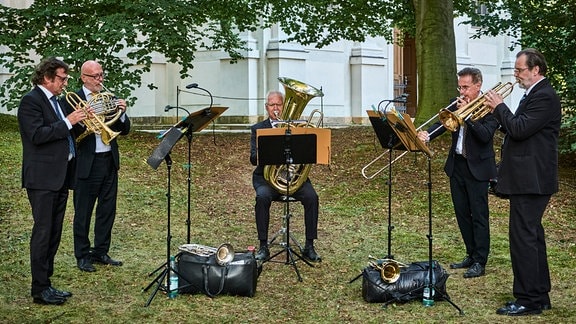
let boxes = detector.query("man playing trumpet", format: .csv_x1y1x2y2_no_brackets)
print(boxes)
417,67,498,278
65,60,131,272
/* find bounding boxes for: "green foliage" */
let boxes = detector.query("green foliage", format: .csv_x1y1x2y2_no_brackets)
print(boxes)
461,1,576,154
0,0,261,110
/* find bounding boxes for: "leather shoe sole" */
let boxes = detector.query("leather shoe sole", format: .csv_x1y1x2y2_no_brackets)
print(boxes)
497,302,542,316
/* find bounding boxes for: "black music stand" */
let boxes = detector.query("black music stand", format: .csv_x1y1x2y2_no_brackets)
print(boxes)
366,110,407,260
380,111,462,314
257,126,317,282
142,106,226,307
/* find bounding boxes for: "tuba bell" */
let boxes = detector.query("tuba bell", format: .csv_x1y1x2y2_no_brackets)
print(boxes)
263,77,324,194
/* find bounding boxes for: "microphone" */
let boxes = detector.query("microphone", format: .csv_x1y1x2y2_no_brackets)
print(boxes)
184,83,213,109
164,105,190,115
389,93,409,103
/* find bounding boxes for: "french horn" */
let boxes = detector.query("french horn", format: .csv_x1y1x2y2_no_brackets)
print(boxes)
64,83,123,144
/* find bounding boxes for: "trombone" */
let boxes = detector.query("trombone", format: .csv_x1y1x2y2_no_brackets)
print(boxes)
361,101,457,180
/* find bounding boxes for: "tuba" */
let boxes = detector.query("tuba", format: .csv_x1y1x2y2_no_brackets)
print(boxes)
439,81,516,132
64,84,123,144
263,77,324,194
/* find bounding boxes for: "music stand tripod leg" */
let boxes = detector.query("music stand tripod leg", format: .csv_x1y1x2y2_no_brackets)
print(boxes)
265,193,314,282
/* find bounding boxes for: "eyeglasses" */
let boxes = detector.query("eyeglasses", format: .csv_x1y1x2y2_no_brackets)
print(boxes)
266,103,282,107
457,85,472,91
55,74,70,82
83,72,105,80
513,67,529,74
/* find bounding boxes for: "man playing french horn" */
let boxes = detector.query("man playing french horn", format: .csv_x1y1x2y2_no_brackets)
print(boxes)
417,67,498,279
64,60,131,273
249,90,321,262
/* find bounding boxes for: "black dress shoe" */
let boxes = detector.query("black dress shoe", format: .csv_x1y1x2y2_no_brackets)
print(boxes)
302,246,322,262
32,288,66,305
507,300,552,311
255,246,270,261
49,286,72,299
77,258,96,272
497,302,542,316
463,262,485,278
92,254,123,266
450,256,473,269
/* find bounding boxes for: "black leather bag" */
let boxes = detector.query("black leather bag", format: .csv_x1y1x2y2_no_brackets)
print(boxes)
362,260,449,303
177,251,259,297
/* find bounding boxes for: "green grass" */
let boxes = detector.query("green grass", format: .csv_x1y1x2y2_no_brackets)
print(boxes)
1,113,575,323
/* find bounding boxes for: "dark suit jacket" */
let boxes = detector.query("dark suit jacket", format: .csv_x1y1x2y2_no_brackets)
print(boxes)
250,119,273,176
492,78,561,195
18,86,78,191
427,99,499,181
64,90,131,179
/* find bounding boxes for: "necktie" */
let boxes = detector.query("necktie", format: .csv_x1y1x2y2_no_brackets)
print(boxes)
50,96,76,157
461,124,468,158
520,93,527,103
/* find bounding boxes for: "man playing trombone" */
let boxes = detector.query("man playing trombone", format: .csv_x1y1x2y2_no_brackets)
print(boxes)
417,67,498,279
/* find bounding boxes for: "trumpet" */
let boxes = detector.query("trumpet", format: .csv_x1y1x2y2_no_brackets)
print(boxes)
178,243,235,266
368,255,407,283
64,89,121,145
439,81,516,132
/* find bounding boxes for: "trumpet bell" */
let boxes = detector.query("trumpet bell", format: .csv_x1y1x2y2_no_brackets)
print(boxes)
368,257,406,283
215,243,235,266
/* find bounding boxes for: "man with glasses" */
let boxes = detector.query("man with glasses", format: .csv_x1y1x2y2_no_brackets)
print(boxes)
67,60,131,273
249,90,321,262
485,48,560,316
418,67,498,279
18,57,88,305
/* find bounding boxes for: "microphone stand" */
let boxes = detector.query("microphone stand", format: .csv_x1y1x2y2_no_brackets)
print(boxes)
164,105,193,244
167,82,213,244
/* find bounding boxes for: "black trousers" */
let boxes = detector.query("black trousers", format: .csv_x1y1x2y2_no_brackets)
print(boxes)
509,194,551,309
252,173,319,243
27,161,74,295
73,153,118,259
450,155,490,265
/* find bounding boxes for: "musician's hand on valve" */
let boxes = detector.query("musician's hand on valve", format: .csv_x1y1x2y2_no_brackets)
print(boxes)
116,99,127,112
67,108,88,125
484,90,503,113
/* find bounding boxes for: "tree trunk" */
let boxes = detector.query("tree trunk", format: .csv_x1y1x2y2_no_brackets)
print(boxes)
413,0,458,126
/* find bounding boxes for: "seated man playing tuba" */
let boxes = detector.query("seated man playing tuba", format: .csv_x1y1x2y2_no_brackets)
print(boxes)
249,90,321,262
